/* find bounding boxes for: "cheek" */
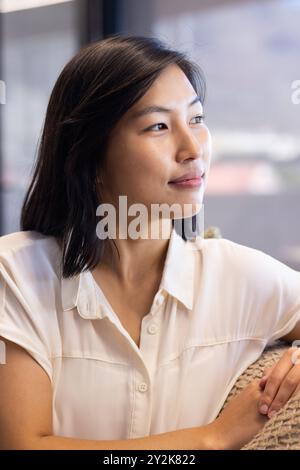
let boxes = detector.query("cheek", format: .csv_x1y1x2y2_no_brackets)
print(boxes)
125,142,169,182
105,133,170,189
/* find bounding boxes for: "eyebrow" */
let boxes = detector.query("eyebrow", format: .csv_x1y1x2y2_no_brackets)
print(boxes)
130,95,202,120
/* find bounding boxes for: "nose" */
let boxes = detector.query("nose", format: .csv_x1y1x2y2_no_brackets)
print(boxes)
175,126,204,163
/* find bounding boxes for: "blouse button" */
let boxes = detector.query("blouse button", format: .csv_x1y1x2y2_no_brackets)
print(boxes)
137,382,148,393
147,323,158,335
156,293,165,305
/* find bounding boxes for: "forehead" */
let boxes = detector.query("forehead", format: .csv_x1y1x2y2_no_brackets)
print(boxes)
126,64,201,121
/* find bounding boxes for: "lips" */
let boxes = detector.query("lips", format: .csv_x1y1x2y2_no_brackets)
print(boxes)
169,170,205,184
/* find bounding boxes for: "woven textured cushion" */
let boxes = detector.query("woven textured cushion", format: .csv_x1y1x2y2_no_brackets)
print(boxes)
219,341,300,450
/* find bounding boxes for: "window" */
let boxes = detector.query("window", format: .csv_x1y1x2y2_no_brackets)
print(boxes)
0,0,79,234
123,0,300,268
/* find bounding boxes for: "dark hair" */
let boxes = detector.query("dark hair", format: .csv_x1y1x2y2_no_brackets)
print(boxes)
20,34,206,278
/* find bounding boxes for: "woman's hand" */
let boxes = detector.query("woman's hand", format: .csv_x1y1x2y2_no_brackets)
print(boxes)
258,346,300,419
212,380,268,450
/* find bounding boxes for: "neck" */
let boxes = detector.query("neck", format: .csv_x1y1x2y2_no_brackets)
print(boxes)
97,218,173,284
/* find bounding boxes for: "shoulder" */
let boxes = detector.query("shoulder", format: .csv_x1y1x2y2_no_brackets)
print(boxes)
200,236,286,270
0,230,59,257
199,237,300,296
201,236,270,261
0,230,62,280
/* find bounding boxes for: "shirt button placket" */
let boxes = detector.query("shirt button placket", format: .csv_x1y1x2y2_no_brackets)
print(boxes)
130,292,165,438
141,320,162,387
131,375,152,438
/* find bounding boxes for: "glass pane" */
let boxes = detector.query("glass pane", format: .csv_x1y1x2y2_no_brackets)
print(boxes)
1,0,79,234
123,0,300,268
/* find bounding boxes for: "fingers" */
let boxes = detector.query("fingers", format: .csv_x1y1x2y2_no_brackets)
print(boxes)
258,348,297,418
266,366,299,418
259,367,273,390
293,383,300,398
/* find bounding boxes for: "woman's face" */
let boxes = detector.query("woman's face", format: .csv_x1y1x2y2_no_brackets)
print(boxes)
99,64,212,223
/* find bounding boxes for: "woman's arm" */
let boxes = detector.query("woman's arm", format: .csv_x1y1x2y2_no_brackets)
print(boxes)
0,338,266,450
31,425,219,451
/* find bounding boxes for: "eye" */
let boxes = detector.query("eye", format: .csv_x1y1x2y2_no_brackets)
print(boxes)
191,114,205,124
145,122,167,132
145,114,204,132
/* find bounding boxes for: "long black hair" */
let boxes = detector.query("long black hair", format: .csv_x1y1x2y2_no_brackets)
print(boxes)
20,34,206,278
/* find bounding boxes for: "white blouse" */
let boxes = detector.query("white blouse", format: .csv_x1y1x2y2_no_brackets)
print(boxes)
0,228,300,441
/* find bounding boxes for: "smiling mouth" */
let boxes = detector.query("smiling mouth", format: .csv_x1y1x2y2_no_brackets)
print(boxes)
168,173,205,182
168,174,205,188
168,170,205,184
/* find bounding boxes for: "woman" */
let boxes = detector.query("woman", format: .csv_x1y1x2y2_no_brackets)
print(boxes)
0,34,300,450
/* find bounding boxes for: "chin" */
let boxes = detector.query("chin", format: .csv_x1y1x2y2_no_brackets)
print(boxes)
169,200,203,221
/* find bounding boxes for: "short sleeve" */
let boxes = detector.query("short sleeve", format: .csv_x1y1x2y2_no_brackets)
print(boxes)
220,239,300,346
266,264,300,344
253,251,300,345
0,262,53,381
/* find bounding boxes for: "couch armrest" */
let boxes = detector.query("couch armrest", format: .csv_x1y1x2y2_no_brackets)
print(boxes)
219,341,300,450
